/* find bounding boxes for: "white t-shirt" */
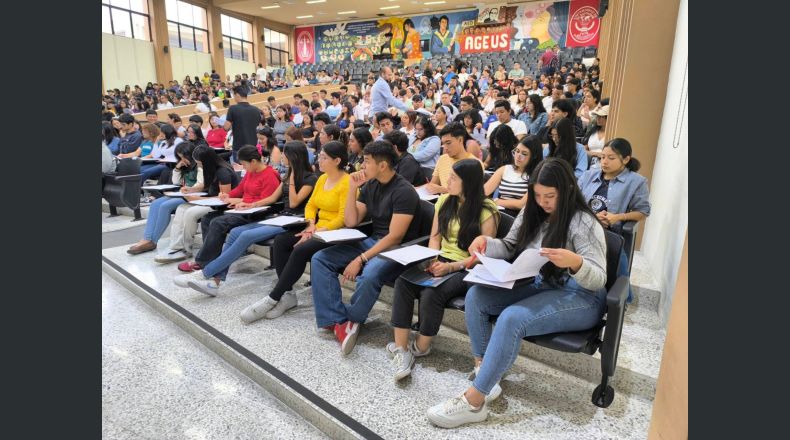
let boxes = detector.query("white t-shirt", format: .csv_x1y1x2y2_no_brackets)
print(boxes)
486,119,528,139
256,67,267,81
195,102,216,113
587,131,605,170
158,101,174,109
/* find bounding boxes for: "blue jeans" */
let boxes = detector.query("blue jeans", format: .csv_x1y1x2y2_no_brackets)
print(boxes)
466,276,606,395
140,164,167,183
142,196,186,242
310,237,407,328
201,223,286,281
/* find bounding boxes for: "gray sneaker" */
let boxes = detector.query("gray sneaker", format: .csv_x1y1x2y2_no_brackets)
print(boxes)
409,339,432,357
240,296,278,323
392,347,415,382
264,291,297,319
154,249,191,263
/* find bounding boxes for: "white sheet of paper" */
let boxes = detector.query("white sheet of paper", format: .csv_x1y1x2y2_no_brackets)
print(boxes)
313,228,367,243
463,268,516,289
164,191,208,197
497,205,506,211
379,245,441,265
224,206,270,214
474,248,548,282
415,185,440,201
189,198,228,206
142,184,179,190
258,216,307,227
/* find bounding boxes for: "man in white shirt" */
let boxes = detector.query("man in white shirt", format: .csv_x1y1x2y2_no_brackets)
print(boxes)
486,99,527,141
326,92,342,121
411,95,433,117
256,63,267,82
349,95,367,122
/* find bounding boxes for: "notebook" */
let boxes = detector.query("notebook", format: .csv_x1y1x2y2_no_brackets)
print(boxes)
379,245,441,265
189,198,228,207
164,191,208,197
312,228,367,243
258,216,308,227
415,185,440,201
224,206,270,214
142,184,179,190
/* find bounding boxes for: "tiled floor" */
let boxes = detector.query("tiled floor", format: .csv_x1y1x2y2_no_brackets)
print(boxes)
102,272,329,440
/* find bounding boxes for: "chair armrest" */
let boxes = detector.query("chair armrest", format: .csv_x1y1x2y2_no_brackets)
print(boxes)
600,275,630,377
113,174,143,182
397,235,430,248
620,221,638,273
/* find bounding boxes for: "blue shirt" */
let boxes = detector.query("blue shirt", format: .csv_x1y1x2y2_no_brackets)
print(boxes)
410,135,441,168
543,143,589,178
517,111,548,135
118,130,143,154
107,137,121,155
578,168,651,217
369,76,409,119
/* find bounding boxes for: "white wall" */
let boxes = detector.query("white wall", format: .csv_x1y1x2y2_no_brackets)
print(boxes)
171,48,213,85
640,0,688,324
224,58,256,79
102,33,157,91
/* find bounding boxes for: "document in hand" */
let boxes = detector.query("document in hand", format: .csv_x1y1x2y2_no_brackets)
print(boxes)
258,216,307,227
415,185,440,201
224,206,270,214
164,191,208,197
400,260,457,288
463,249,549,289
142,184,180,190
189,198,228,206
379,245,441,265
312,228,367,243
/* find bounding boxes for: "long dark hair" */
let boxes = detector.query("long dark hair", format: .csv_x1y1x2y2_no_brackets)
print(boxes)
518,135,545,178
437,159,498,250
192,145,233,189
516,158,598,284
488,123,517,170
527,94,546,116
188,123,208,148
160,124,179,147
350,127,373,153
322,124,348,145
175,141,197,169
282,141,313,190
604,138,641,172
102,121,118,144
320,140,349,170
415,116,436,139
547,118,578,169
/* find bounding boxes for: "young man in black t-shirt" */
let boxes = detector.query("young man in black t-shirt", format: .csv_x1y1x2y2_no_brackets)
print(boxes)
310,141,421,356
223,84,262,163
384,130,424,186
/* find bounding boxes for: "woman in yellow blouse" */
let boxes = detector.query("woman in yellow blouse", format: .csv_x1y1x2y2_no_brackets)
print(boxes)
240,140,352,323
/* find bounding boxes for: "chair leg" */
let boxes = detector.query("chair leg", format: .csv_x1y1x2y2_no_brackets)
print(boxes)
132,208,143,221
591,373,615,408
108,205,119,217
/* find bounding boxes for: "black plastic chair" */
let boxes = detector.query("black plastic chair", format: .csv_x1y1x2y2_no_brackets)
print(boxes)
448,229,629,408
618,221,638,273
103,158,143,221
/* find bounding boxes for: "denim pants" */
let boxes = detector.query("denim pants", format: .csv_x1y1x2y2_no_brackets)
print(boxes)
140,164,168,183
142,196,186,242
466,276,607,395
195,212,254,266
310,237,408,328
201,223,286,281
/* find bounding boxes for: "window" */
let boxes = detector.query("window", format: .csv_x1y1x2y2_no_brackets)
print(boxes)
101,1,151,41
264,28,290,67
165,0,209,53
221,14,254,62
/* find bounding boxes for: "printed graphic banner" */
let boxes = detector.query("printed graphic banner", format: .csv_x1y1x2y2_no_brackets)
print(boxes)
294,26,316,64
459,31,511,54
565,0,601,47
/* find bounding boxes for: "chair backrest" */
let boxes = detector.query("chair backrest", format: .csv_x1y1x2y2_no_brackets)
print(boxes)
117,158,141,176
496,212,514,238
416,199,435,237
603,229,624,290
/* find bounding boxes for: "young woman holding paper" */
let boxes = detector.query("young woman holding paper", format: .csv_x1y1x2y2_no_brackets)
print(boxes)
238,141,350,322
176,142,316,296
388,158,499,382
426,158,608,428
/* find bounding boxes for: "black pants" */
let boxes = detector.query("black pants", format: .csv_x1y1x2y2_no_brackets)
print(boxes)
196,211,253,265
269,232,333,300
390,271,469,337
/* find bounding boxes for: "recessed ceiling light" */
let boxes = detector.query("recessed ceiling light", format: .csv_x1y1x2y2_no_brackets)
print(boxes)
261,5,281,9
424,1,446,4
338,10,356,14
380,5,400,9
306,0,326,3
296,15,313,18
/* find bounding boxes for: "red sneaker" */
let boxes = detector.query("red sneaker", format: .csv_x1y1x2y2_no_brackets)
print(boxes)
177,261,202,273
335,321,360,356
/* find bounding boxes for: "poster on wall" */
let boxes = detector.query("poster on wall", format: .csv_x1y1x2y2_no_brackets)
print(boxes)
565,0,601,47
294,26,315,64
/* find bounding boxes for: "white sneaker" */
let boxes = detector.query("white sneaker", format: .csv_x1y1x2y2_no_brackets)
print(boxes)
264,291,298,319
387,340,431,357
154,249,191,263
469,365,503,403
426,393,488,428
240,296,278,323
392,347,415,382
188,278,222,297
174,271,205,288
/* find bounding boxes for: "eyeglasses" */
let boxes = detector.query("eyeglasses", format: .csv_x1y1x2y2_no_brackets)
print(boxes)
512,150,529,158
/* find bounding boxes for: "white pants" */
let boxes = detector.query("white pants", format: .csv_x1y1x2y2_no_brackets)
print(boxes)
167,204,212,254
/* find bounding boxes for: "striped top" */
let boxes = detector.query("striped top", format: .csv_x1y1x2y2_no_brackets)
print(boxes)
498,165,529,200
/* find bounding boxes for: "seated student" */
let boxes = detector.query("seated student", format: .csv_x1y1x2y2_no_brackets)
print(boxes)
408,116,441,168
425,123,483,194
460,110,487,148
484,124,518,171
240,141,350,322
385,130,424,186
154,145,241,262
257,126,283,172
484,134,543,217
138,124,169,182
205,113,227,149
127,142,204,255
116,114,143,158
373,111,397,140
578,138,651,232
550,98,585,139
544,117,588,178
176,142,317,295
168,113,187,138
176,145,282,273
102,121,121,155
347,127,371,174
517,94,549,135
427,158,608,428
186,123,209,149
388,159,499,381
273,105,295,148
310,141,422,356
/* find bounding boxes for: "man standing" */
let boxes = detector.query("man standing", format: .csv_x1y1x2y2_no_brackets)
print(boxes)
539,46,558,76
284,59,295,86
256,63,267,83
369,67,409,121
223,85,262,163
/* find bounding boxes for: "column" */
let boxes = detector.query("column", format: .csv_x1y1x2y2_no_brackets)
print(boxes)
148,0,174,83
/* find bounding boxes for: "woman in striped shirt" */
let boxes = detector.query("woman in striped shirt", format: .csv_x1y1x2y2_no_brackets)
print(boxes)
484,135,543,217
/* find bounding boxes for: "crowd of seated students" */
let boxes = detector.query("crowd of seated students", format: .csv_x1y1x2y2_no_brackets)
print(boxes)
105,54,656,429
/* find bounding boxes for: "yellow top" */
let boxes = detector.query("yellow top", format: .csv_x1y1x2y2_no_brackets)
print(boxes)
434,194,498,261
303,173,351,230
432,153,483,187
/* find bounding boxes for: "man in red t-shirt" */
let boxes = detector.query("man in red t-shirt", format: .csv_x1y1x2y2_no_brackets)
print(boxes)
539,46,559,76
